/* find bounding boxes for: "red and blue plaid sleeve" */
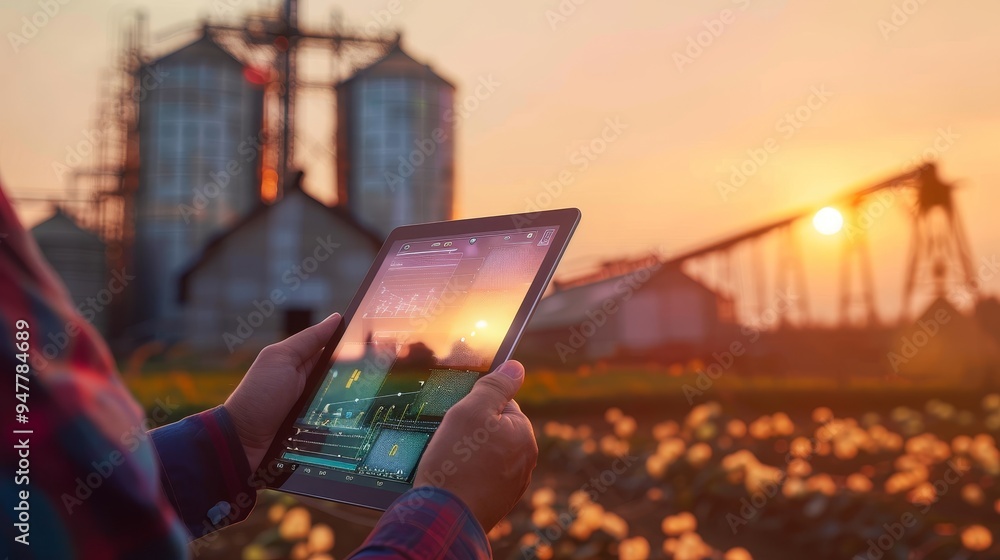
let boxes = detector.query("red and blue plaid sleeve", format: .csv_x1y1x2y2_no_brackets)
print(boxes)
347,486,491,560
150,405,258,542
0,184,190,558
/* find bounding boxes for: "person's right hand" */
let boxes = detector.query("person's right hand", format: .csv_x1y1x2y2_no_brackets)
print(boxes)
413,360,538,532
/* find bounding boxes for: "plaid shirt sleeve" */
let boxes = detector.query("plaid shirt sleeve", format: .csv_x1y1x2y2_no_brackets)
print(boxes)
150,405,258,541
0,184,190,558
347,486,491,560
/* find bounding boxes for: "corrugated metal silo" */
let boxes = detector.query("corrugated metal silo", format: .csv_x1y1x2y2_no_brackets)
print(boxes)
336,43,455,239
31,209,110,334
132,34,265,338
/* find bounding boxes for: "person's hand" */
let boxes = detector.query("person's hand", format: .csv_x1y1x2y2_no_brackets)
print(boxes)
224,313,342,472
413,360,538,532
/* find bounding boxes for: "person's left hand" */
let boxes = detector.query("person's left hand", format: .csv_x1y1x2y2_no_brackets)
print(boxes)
224,313,342,472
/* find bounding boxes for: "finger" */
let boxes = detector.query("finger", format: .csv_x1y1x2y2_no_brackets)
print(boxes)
464,360,524,415
301,340,333,374
501,398,523,416
272,312,341,365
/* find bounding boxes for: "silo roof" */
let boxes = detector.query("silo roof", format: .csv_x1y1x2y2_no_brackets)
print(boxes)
30,208,105,248
142,32,248,69
336,42,455,89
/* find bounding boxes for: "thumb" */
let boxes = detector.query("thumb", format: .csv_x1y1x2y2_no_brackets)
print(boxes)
467,360,525,415
271,312,341,364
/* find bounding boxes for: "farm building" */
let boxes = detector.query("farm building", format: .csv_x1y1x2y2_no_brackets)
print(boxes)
179,177,381,354
30,209,111,335
890,297,1000,382
520,257,736,365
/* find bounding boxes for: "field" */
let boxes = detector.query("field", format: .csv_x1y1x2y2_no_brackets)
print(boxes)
125,369,1000,560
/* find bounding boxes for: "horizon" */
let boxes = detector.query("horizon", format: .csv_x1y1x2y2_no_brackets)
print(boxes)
3,0,999,323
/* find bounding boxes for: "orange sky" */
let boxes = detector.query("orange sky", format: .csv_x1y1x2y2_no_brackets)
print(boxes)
2,0,999,322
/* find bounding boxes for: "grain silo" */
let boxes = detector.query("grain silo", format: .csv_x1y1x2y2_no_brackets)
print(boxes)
336,43,455,239
31,209,110,334
132,33,265,338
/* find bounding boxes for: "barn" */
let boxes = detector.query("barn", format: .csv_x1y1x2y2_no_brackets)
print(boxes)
179,179,381,354
521,257,735,365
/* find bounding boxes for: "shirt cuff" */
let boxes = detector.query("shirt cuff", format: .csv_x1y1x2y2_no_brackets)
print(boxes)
150,405,258,539
349,486,491,560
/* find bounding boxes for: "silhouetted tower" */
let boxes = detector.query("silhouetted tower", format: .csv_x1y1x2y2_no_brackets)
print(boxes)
900,163,976,318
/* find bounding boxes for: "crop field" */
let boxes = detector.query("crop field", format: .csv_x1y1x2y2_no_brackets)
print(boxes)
126,369,1000,560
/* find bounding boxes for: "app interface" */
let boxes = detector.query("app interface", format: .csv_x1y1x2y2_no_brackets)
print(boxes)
281,226,559,484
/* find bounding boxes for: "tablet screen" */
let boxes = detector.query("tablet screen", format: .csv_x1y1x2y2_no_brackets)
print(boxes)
277,225,561,489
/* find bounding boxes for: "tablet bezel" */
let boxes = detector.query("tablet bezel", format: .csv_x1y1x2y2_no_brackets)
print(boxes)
260,208,581,510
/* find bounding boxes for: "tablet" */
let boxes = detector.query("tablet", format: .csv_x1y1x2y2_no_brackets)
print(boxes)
262,208,580,509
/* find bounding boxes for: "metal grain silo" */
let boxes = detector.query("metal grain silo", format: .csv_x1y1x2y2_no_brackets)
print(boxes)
133,33,265,338
31,209,110,334
336,43,455,239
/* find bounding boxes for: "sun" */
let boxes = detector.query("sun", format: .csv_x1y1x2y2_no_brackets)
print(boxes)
813,207,844,235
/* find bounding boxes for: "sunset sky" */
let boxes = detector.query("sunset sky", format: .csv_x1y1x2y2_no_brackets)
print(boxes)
2,0,999,323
